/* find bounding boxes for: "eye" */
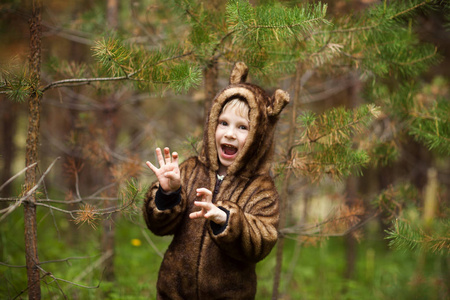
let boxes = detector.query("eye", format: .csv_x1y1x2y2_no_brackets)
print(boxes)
219,121,228,126
239,125,248,130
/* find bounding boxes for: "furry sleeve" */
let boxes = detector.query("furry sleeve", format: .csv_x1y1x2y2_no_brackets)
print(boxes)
142,158,196,236
209,176,279,263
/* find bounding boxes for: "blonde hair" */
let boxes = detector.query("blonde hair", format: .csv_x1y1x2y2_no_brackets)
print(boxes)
221,98,249,121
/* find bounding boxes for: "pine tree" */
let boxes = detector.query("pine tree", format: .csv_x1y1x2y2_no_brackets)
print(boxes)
1,0,448,298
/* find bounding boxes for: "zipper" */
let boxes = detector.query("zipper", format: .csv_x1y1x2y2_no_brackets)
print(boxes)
196,174,224,299
213,175,223,202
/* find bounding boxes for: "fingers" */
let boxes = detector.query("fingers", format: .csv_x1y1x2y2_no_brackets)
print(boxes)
164,147,171,165
193,201,212,209
189,201,212,219
171,151,179,166
191,201,226,224
196,188,212,203
156,147,165,167
189,210,203,219
146,161,157,173
154,147,178,168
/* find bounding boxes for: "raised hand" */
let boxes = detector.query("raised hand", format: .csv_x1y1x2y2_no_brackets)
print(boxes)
189,188,227,225
146,147,181,193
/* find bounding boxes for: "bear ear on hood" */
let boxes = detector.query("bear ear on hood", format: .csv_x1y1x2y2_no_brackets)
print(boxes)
267,89,290,117
229,62,249,84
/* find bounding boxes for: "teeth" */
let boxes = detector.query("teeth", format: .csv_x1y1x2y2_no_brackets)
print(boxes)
223,144,236,149
222,144,238,156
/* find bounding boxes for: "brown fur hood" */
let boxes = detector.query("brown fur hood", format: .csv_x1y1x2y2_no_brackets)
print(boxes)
199,62,290,178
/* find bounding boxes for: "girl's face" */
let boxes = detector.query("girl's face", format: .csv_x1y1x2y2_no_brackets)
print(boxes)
215,104,249,176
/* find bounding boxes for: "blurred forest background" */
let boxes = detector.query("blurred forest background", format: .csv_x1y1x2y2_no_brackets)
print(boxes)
0,0,449,299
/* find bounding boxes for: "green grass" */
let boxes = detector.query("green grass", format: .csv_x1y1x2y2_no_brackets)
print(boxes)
0,210,447,299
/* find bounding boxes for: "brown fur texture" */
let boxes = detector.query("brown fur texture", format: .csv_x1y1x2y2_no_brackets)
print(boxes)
143,62,289,299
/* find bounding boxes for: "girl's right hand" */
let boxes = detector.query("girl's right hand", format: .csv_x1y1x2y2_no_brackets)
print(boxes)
146,147,181,193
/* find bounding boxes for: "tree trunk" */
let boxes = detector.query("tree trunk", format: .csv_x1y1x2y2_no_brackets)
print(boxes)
63,94,83,247
343,71,362,282
203,60,218,120
99,0,120,282
100,95,119,281
271,170,291,300
344,176,357,280
202,0,222,119
107,0,119,30
63,17,89,246
24,0,43,298
272,62,301,299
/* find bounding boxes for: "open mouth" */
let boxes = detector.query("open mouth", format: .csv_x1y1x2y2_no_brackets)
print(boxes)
221,144,238,157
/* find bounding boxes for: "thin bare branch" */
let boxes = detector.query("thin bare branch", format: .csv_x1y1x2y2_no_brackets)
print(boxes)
141,228,164,258
0,157,60,222
41,73,137,93
36,197,119,204
0,261,26,268
280,213,377,237
69,250,112,288
74,169,82,201
33,200,130,218
0,162,37,191
40,255,97,266
37,264,101,290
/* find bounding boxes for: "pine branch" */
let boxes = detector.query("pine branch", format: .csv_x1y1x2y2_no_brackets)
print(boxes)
3,37,198,99
280,200,375,240
285,105,381,180
41,51,195,93
293,104,380,148
315,0,432,36
408,97,450,155
208,0,330,62
386,219,450,255
248,17,325,30
389,1,430,20
392,47,438,66
41,74,137,93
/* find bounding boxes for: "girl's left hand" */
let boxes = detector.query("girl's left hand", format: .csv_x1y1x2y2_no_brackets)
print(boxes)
189,188,227,225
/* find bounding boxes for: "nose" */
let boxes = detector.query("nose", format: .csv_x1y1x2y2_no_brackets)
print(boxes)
224,127,236,139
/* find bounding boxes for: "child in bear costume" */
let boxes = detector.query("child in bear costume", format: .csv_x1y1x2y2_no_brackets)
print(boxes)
143,62,289,299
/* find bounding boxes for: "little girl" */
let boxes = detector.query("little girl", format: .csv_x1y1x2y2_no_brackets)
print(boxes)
143,62,289,299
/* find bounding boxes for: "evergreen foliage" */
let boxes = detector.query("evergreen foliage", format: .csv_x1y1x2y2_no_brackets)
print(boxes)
409,95,450,155
165,0,331,77
333,0,442,79
291,104,381,180
1,34,202,101
0,64,33,103
386,218,450,255
0,0,449,298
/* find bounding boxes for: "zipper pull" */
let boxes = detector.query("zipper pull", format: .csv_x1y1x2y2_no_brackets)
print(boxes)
214,174,224,194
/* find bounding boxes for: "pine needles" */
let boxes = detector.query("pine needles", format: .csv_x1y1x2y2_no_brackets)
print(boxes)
290,104,381,181
0,63,35,102
409,96,450,155
386,219,450,256
91,37,201,94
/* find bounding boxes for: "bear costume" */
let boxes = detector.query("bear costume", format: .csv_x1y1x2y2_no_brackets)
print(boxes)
143,62,289,299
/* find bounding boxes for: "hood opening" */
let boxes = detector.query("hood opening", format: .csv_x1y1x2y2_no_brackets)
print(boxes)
199,62,290,178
